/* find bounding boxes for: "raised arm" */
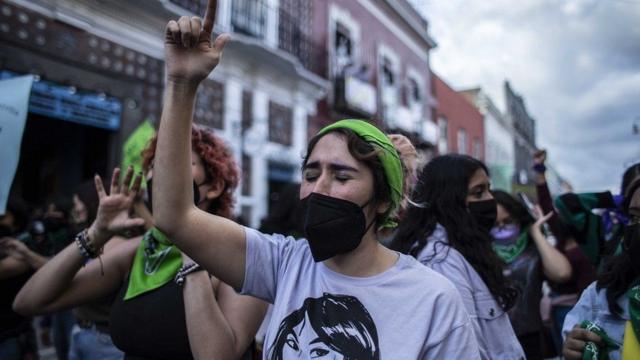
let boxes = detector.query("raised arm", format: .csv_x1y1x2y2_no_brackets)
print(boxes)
532,150,564,241
13,168,144,315
529,206,572,283
153,0,246,289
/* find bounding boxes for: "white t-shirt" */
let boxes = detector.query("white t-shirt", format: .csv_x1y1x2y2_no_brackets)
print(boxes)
241,227,480,359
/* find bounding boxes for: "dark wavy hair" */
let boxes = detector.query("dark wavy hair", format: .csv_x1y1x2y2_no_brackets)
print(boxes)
621,162,640,198
303,127,400,230
622,162,640,214
268,293,379,360
141,125,239,218
492,190,534,228
596,246,637,315
390,154,518,310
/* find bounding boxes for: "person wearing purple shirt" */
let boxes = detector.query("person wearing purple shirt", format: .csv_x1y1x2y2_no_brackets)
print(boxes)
392,154,525,359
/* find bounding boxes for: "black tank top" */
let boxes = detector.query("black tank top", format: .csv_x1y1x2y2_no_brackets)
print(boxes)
110,277,193,360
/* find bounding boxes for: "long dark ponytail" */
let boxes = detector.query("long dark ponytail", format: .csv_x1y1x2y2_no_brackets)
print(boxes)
391,154,518,310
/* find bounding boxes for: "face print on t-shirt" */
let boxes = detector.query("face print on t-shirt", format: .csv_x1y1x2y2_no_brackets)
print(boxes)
268,293,380,360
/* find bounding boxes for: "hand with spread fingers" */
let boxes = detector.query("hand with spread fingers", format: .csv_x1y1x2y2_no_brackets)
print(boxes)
164,0,229,86
530,204,553,232
89,167,145,247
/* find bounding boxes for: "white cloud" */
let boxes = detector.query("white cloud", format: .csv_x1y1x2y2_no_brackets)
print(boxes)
412,0,640,192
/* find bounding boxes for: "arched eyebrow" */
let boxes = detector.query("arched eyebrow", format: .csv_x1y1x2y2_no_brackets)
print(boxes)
309,337,326,345
303,161,358,173
469,182,490,193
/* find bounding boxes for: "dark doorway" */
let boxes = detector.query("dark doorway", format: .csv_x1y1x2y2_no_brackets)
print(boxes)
12,114,110,207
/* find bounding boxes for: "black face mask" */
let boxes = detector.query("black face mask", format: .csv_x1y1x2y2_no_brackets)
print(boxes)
44,217,66,232
0,224,13,238
623,220,640,275
146,178,204,211
302,193,375,262
468,198,498,233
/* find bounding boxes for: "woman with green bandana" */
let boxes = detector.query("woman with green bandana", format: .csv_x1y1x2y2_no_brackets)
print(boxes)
152,2,479,357
490,190,571,359
562,176,640,360
14,127,267,359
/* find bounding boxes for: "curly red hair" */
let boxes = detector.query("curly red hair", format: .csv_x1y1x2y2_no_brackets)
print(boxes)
141,125,239,219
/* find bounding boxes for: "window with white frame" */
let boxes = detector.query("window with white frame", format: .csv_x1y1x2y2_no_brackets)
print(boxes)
380,57,398,124
473,138,482,159
231,0,268,39
329,6,360,78
438,116,448,154
403,66,427,123
457,128,467,155
334,23,353,75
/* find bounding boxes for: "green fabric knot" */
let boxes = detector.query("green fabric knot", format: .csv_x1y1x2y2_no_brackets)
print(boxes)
124,227,183,300
579,320,619,360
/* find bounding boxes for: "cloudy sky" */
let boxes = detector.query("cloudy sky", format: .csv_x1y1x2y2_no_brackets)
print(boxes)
410,0,640,193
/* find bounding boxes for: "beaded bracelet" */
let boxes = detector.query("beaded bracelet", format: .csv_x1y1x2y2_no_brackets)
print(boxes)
175,262,205,286
74,229,101,259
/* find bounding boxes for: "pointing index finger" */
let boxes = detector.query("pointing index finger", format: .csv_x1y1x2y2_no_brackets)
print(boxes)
202,0,217,35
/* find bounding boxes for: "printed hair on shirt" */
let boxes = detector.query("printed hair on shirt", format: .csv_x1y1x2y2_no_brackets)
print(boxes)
268,293,380,359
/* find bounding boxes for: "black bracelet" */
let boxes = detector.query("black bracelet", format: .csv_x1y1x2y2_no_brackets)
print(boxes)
75,229,102,259
532,163,547,174
175,262,205,286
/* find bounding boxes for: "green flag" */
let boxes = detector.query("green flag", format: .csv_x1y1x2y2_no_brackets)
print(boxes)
121,120,156,184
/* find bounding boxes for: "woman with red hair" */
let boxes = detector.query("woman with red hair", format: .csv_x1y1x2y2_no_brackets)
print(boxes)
14,126,267,359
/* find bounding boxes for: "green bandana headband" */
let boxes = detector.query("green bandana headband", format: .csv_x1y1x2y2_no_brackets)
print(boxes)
580,320,619,360
124,227,182,300
492,229,529,264
317,119,403,228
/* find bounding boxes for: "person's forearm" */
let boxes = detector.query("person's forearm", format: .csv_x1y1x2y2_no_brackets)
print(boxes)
531,228,572,282
153,81,198,236
22,249,48,269
0,257,30,280
13,241,86,314
183,272,237,360
536,181,565,249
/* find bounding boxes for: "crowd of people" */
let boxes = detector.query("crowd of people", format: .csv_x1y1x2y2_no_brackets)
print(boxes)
1,1,638,359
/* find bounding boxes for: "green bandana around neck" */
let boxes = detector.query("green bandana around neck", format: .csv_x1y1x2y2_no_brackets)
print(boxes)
317,119,403,228
492,229,529,264
629,281,640,342
124,227,182,300
580,320,620,360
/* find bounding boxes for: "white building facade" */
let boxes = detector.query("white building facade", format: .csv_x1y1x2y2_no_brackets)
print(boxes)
4,0,327,226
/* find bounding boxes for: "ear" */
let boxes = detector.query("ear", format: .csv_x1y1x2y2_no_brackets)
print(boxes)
205,179,225,200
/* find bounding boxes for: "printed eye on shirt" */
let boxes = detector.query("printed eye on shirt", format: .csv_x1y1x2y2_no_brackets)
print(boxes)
267,293,379,359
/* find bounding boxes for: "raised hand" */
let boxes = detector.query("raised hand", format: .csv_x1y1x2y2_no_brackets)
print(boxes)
530,204,553,232
533,149,547,165
89,167,145,247
0,237,28,261
164,0,229,86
